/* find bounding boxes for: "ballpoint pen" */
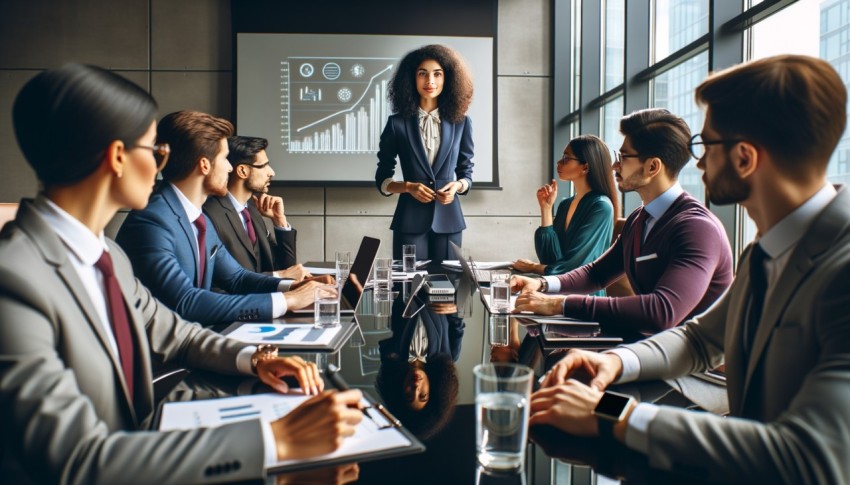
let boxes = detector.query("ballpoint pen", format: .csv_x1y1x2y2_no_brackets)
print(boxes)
326,364,401,428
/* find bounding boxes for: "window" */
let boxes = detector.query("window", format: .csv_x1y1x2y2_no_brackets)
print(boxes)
601,96,624,154
653,0,709,62
602,0,625,91
651,52,709,202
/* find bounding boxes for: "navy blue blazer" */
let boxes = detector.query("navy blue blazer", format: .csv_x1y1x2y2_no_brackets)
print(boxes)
375,113,474,234
115,184,282,326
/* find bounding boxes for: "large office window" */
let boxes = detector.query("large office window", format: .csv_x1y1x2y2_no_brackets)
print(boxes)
554,0,823,259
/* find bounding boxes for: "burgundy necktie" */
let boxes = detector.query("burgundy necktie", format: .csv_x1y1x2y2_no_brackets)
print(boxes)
194,214,207,285
632,208,650,256
95,251,135,402
241,208,257,245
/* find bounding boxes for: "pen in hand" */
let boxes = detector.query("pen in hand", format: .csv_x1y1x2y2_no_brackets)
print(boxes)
326,364,401,428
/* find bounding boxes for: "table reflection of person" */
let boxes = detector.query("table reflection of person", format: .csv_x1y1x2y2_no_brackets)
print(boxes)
376,299,463,439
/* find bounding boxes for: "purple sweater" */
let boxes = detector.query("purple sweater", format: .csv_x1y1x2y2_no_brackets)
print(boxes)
555,192,733,334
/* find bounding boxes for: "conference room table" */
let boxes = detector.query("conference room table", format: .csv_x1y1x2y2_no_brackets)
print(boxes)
161,266,728,484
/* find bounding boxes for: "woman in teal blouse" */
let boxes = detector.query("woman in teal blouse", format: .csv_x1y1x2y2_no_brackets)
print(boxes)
514,135,619,293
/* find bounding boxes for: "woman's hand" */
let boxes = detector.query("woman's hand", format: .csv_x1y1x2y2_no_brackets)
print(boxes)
512,258,545,274
406,182,436,203
256,355,324,395
435,181,461,205
536,179,558,210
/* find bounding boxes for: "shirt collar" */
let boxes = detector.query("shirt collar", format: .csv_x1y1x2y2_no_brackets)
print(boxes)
418,107,440,119
169,182,203,223
643,182,684,220
32,194,108,265
758,183,837,259
226,191,247,213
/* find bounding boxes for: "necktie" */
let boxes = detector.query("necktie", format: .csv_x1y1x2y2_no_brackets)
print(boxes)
745,243,769,355
241,208,257,245
193,214,207,285
632,208,650,256
95,251,135,402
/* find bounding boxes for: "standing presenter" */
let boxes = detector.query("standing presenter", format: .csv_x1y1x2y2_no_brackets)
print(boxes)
375,44,474,262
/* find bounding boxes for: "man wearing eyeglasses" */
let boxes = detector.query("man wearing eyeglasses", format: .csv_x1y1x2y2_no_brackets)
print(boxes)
528,55,850,483
116,111,329,328
203,136,312,281
512,108,733,336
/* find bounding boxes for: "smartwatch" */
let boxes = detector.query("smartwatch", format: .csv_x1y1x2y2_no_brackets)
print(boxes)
593,390,636,440
250,344,279,373
537,276,549,292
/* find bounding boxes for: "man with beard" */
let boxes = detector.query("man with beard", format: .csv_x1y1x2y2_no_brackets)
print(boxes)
117,111,327,327
203,136,310,280
529,55,850,483
512,108,733,335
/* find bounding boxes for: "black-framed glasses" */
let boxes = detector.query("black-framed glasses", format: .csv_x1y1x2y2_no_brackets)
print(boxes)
241,161,271,169
614,151,647,164
130,143,170,172
689,134,743,160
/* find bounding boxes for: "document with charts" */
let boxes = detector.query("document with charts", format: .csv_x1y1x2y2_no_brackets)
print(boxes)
159,393,423,472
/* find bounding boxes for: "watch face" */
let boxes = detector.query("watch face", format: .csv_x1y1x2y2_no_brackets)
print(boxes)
594,391,633,421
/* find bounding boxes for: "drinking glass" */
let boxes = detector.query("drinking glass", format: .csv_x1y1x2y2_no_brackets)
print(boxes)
474,363,533,472
402,244,417,273
314,284,340,327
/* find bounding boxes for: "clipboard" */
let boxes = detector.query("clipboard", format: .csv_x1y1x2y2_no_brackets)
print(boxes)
220,317,357,353
158,379,425,474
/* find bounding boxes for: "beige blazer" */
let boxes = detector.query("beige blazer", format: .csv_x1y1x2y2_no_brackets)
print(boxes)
624,185,850,483
0,200,265,484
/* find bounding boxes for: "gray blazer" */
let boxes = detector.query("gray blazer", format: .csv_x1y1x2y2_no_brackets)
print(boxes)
0,200,265,484
622,185,850,483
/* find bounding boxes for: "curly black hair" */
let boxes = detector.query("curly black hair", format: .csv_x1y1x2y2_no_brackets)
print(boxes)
388,44,474,124
375,353,459,441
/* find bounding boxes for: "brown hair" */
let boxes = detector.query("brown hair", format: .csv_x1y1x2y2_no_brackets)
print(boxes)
157,110,234,182
388,44,474,124
619,108,692,178
695,55,846,176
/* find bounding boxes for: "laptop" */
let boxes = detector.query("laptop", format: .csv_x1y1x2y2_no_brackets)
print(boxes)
450,242,517,314
292,236,381,314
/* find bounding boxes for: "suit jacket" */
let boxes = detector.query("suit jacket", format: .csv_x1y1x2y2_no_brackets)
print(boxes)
116,184,282,327
622,185,850,483
375,113,474,234
0,200,264,484
203,195,297,273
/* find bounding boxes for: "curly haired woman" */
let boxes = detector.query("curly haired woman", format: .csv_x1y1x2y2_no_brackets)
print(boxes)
375,44,474,262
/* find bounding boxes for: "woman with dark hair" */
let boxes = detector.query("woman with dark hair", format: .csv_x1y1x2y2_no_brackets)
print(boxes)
1,63,361,483
375,44,475,262
375,301,463,440
513,135,619,292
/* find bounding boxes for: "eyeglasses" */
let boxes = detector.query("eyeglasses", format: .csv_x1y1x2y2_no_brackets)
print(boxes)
614,151,647,164
130,143,170,172
557,154,583,164
240,161,271,169
689,134,743,160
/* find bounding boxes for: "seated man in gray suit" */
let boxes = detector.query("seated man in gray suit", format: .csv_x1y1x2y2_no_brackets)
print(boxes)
529,55,850,483
116,111,331,327
1,64,362,484
203,135,310,280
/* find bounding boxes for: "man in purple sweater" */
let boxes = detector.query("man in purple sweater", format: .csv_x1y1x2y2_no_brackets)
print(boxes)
512,108,733,335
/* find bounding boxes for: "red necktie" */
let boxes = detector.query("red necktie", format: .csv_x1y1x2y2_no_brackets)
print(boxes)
194,214,207,285
632,208,650,256
95,251,135,402
241,208,257,245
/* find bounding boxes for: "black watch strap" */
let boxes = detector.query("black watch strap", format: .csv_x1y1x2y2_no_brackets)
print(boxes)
597,417,615,440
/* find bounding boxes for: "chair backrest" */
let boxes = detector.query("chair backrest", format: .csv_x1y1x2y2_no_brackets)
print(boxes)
605,217,635,297
0,203,20,228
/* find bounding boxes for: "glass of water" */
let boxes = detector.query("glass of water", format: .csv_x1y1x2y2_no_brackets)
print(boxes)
335,251,351,282
489,269,512,313
474,363,533,472
314,284,340,327
402,244,417,273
